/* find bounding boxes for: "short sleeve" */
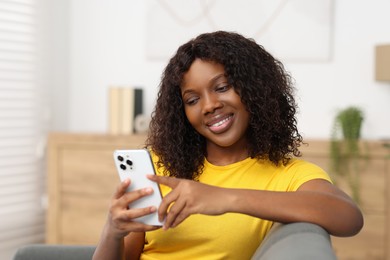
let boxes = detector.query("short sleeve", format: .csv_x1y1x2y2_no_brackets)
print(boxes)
283,159,333,191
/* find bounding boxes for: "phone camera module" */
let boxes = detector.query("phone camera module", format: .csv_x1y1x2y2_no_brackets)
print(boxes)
126,160,133,166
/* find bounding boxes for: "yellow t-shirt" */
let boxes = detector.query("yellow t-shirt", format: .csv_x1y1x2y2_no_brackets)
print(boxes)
141,156,331,260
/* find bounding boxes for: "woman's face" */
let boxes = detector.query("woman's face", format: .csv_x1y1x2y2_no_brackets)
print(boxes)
181,59,250,150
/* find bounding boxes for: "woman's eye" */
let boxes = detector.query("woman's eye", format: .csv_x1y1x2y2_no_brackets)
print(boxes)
216,85,230,92
185,97,198,105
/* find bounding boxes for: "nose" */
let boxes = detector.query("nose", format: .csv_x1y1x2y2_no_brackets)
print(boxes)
202,93,223,114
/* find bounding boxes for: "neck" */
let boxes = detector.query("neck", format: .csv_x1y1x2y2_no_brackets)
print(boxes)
206,142,249,166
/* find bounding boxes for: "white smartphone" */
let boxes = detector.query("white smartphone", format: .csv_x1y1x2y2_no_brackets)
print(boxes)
113,149,164,226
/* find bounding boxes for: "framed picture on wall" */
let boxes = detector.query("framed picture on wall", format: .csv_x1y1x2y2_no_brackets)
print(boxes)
146,0,334,62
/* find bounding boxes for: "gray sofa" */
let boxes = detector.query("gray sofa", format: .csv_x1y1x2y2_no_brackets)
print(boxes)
13,222,337,260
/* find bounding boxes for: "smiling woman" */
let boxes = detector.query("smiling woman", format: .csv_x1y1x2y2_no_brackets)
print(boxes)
92,31,363,260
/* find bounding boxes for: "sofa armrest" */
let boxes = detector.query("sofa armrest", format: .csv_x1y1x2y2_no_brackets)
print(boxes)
13,245,96,260
14,223,336,260
251,222,337,260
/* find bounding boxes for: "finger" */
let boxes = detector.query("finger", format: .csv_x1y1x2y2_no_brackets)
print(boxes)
147,175,179,188
157,189,179,222
123,206,157,222
121,187,154,206
113,178,131,199
163,200,187,230
115,210,161,233
124,208,162,232
170,211,188,229
122,221,161,233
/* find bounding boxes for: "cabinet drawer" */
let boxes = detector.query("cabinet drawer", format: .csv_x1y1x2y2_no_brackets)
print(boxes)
61,147,118,196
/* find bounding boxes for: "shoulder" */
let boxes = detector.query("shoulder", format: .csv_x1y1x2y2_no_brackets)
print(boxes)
277,159,333,191
284,159,327,173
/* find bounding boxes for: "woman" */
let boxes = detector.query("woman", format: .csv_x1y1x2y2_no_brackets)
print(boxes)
93,31,363,260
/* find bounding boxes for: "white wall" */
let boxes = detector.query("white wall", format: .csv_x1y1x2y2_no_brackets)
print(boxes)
48,0,390,140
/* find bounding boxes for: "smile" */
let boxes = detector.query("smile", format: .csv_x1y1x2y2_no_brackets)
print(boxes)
207,115,233,133
210,116,231,127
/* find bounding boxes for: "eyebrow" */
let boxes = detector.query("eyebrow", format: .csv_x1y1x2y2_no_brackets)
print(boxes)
210,73,226,83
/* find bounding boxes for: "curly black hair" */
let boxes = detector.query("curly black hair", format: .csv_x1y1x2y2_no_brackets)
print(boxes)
146,31,302,180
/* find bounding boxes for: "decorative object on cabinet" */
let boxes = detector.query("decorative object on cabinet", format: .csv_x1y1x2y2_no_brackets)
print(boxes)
375,44,390,81
330,106,365,203
108,87,144,135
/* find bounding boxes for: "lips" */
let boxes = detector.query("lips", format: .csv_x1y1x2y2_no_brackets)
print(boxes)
206,114,234,134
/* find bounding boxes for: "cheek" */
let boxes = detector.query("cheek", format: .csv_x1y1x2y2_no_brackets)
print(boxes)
184,107,201,127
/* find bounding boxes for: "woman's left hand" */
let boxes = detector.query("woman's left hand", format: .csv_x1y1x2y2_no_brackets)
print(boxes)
147,175,229,230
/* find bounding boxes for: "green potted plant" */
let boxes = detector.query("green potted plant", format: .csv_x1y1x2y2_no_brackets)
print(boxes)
330,106,365,203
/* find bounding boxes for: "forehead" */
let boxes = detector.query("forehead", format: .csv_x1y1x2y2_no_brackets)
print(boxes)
181,59,226,89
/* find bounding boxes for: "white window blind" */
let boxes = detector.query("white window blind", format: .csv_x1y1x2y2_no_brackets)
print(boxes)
0,0,46,259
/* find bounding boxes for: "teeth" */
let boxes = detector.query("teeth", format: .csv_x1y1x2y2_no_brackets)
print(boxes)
211,116,231,127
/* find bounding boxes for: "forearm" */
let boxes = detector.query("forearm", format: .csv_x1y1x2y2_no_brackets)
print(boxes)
151,175,363,235
226,188,363,237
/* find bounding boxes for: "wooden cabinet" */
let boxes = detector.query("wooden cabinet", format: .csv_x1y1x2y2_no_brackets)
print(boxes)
46,134,390,259
46,133,147,244
300,140,390,260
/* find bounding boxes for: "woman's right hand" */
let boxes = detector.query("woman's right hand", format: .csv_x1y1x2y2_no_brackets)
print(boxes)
105,178,160,240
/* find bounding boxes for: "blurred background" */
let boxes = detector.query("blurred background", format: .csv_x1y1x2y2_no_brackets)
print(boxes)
1,0,389,259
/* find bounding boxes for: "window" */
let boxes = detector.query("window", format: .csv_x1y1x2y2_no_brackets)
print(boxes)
0,0,47,258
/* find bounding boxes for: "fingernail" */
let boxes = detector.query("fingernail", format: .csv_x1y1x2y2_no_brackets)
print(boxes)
144,187,153,193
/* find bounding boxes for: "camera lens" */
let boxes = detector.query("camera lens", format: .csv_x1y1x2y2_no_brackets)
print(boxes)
117,155,124,162
126,160,133,166
120,164,126,170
